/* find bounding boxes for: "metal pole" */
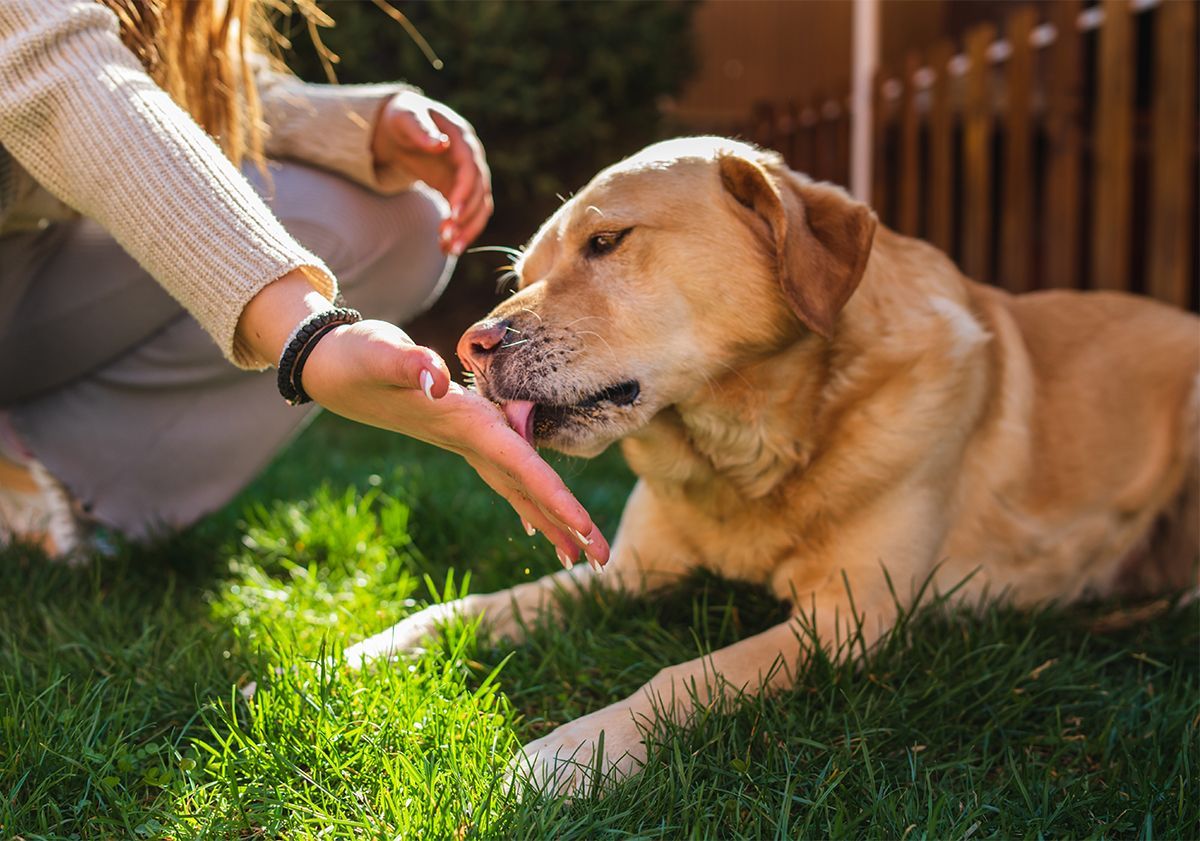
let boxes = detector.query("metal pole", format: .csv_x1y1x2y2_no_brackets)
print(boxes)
850,0,880,202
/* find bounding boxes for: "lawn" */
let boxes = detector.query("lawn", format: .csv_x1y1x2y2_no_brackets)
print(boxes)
1,413,1196,839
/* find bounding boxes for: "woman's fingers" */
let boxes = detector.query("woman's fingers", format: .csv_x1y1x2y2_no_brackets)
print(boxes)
434,114,488,214
450,181,492,253
391,105,450,151
466,423,609,565
443,394,609,564
473,463,591,569
352,325,452,398
451,164,489,229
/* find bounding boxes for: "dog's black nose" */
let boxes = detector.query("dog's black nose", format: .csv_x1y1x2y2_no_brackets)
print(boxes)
457,318,511,375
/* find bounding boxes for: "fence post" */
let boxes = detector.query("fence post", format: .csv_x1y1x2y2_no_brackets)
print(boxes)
1041,0,1083,289
927,40,955,254
1091,0,1134,292
962,23,996,284
898,52,922,236
850,0,880,202
796,101,817,176
1147,0,1197,308
834,96,851,188
781,100,801,171
871,68,891,220
811,91,828,181
999,6,1036,293
751,101,777,150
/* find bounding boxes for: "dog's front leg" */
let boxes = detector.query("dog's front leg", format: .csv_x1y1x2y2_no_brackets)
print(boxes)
514,487,950,797
509,611,837,798
510,576,898,798
343,563,597,665
345,481,693,665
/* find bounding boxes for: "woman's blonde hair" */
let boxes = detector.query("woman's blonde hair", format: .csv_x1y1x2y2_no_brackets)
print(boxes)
97,0,274,167
97,1,425,167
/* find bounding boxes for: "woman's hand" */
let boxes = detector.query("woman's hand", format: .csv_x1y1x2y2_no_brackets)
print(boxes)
371,91,493,257
302,320,609,569
236,272,608,569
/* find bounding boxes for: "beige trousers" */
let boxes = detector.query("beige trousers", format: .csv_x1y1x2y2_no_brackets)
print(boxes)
0,161,452,539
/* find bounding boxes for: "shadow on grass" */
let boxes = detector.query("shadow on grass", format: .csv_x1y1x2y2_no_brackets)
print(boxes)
0,413,636,837
1,413,1196,838
0,529,240,837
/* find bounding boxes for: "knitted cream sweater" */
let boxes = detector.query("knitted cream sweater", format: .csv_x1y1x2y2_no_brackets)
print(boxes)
0,0,418,368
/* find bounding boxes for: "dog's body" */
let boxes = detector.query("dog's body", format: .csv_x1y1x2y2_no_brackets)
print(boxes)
348,138,1199,794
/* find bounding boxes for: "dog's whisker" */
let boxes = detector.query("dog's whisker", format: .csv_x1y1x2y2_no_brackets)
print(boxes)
574,329,619,361
469,244,524,258
562,314,612,330
495,268,520,294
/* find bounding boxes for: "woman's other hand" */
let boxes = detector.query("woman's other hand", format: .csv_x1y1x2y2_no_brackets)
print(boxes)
371,91,493,257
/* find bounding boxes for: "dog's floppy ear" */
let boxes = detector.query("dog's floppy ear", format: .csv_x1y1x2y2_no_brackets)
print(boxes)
718,153,877,338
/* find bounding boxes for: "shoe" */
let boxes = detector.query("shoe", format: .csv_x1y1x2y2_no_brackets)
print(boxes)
0,414,82,561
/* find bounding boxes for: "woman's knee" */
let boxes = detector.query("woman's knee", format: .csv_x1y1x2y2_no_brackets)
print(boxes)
341,186,454,325
249,163,453,325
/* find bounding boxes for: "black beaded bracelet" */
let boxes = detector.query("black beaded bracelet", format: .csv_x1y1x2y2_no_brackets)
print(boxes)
277,307,362,405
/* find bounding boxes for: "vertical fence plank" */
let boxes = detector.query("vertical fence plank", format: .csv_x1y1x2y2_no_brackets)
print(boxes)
1091,0,1134,292
796,102,817,176
781,100,801,171
810,92,828,181
776,101,793,168
999,6,1036,293
927,40,955,254
872,68,891,219
834,97,851,188
962,23,996,283
818,97,841,184
1042,0,1083,289
1148,0,1197,308
898,52,922,235
751,101,777,150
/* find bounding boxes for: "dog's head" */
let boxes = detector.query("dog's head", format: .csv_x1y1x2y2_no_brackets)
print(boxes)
458,137,878,456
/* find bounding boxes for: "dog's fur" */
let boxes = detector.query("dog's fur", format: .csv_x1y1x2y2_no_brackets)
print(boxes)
347,138,1200,795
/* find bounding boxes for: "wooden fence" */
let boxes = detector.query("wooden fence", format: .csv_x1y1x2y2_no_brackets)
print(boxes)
731,0,1197,309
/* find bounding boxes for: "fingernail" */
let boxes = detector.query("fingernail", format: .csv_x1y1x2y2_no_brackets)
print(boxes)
451,242,465,257
521,518,536,537
589,557,605,574
570,528,593,547
420,369,435,401
556,549,575,570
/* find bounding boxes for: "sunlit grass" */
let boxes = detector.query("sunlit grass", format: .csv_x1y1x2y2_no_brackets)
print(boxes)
1,414,1196,838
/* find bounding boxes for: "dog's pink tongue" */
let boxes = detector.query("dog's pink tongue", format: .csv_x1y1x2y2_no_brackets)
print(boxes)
501,400,536,444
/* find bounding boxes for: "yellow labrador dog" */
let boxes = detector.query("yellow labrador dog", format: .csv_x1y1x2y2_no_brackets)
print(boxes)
347,137,1199,795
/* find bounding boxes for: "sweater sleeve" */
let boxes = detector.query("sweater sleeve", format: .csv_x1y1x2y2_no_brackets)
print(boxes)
0,0,338,369
256,65,418,195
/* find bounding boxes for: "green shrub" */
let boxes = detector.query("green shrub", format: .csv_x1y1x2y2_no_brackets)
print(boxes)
281,0,697,284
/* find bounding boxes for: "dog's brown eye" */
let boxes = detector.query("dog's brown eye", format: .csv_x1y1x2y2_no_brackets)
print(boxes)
586,227,632,258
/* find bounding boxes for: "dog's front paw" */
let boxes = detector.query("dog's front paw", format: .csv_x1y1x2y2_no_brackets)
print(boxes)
344,599,471,667
507,705,648,799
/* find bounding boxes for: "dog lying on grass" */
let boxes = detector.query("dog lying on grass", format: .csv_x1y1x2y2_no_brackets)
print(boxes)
347,137,1199,796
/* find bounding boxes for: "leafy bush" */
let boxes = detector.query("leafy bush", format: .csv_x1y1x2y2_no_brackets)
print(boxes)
281,1,697,283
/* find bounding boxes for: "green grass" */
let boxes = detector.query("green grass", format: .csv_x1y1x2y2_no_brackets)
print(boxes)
1,414,1196,839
